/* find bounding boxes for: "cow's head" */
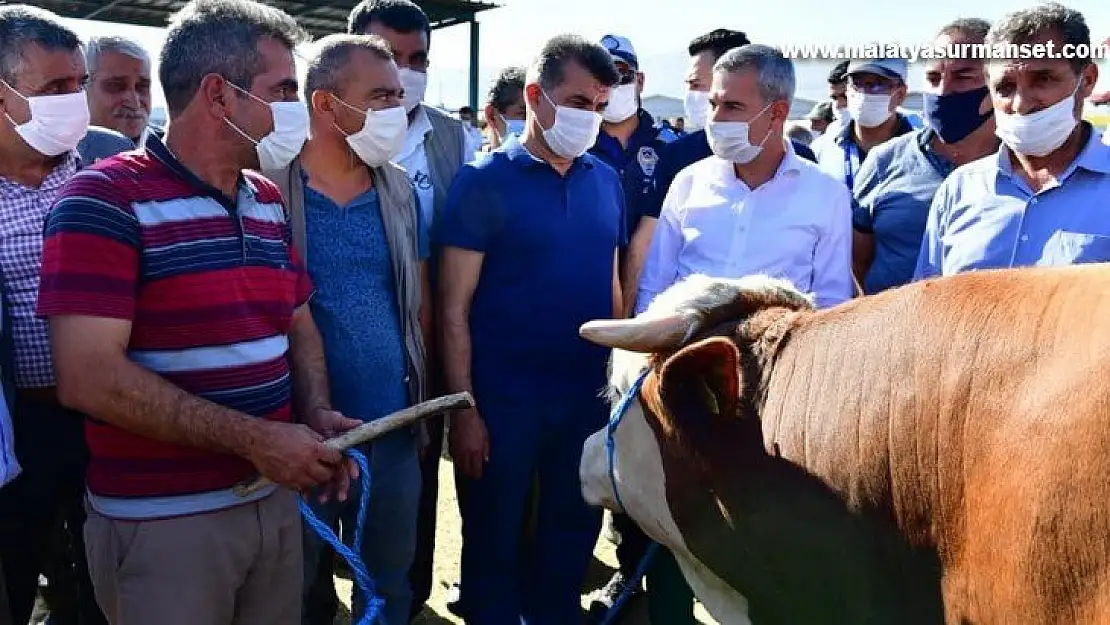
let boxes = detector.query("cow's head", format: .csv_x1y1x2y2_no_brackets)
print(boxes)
578,274,812,619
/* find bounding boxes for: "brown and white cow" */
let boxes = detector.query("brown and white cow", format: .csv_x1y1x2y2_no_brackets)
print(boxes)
579,268,1110,625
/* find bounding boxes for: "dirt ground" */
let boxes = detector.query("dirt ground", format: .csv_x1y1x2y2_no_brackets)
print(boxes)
332,457,714,625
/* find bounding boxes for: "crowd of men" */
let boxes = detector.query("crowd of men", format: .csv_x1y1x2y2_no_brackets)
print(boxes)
0,0,1107,624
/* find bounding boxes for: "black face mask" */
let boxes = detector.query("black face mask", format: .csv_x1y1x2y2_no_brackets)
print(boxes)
923,86,993,143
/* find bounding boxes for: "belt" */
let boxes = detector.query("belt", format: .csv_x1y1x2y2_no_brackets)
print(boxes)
16,386,61,407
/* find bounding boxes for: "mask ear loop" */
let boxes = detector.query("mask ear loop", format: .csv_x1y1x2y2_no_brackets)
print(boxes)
328,93,371,169
0,79,29,128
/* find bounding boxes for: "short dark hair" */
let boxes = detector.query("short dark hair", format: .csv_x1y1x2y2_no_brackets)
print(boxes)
687,29,751,61
459,105,473,115
987,3,1091,73
0,5,81,87
160,0,309,116
827,60,850,85
938,17,991,43
528,34,620,92
486,66,525,113
304,33,394,101
348,0,431,43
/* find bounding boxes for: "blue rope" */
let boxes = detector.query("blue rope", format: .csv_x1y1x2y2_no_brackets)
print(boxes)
599,368,655,625
298,448,384,625
599,542,660,625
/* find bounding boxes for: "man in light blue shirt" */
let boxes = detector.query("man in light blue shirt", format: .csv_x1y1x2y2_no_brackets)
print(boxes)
812,58,916,192
915,4,1110,279
853,18,999,294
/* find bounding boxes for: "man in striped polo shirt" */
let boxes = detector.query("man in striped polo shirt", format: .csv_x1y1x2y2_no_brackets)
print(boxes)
36,1,361,623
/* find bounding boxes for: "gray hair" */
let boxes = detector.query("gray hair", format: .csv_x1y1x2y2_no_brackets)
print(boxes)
86,35,151,75
304,33,394,100
526,34,620,92
487,66,525,113
0,5,81,87
714,44,795,106
986,2,1091,73
937,18,991,43
159,0,309,116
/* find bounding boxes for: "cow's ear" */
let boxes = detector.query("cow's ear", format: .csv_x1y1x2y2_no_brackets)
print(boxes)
655,337,741,430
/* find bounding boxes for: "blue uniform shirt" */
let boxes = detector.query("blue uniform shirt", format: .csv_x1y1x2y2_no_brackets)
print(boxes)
590,109,679,238
304,180,429,462
642,129,817,221
915,124,1110,279
434,135,625,399
853,128,956,294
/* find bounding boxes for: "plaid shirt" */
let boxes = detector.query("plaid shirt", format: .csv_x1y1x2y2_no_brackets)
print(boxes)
0,153,79,388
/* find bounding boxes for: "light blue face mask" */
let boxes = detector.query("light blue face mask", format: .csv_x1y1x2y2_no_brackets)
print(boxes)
500,114,526,138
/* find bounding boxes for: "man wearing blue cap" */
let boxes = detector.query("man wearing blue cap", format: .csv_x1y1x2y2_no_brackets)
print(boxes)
590,34,679,321
813,56,917,192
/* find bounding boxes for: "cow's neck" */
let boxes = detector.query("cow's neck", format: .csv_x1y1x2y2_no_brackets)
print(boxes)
656,314,946,624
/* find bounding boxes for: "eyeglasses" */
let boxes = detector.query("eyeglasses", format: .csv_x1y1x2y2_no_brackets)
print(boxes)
849,78,900,95
617,69,637,86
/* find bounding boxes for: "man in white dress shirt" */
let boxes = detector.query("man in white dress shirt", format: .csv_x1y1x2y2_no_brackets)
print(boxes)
637,44,854,315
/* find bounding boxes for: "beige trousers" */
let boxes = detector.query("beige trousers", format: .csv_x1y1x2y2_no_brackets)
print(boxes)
84,490,303,625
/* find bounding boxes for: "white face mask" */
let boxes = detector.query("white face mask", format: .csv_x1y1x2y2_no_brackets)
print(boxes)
225,83,309,170
399,68,427,113
603,83,638,123
334,97,408,167
995,79,1082,157
847,90,893,128
835,105,851,122
2,82,90,157
684,90,710,131
541,90,602,159
706,102,773,164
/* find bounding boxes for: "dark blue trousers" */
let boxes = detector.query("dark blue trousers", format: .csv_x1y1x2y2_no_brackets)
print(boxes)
458,391,607,625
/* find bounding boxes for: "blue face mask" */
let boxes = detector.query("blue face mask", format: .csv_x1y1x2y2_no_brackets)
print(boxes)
501,116,526,138
923,86,993,143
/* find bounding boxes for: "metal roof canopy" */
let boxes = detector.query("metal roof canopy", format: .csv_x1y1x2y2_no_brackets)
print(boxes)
28,0,498,108
30,0,497,37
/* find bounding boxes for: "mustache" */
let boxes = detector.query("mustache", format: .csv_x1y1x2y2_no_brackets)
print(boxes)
112,109,149,120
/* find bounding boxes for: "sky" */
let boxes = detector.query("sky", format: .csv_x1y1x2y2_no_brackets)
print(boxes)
63,0,1110,112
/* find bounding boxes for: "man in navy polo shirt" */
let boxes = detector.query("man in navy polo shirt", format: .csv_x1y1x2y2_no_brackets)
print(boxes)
622,28,817,342
436,34,623,625
589,34,678,316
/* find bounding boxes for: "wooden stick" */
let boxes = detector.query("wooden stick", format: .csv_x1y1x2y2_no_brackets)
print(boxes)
233,392,474,497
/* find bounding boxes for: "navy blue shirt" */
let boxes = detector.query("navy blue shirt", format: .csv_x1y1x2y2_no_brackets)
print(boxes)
590,109,679,238
642,129,817,220
434,135,624,398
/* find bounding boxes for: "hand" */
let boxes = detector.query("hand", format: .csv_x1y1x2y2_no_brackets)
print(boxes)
246,420,344,493
305,408,363,503
449,407,489,480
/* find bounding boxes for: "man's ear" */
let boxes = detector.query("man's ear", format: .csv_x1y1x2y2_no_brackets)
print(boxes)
652,337,742,448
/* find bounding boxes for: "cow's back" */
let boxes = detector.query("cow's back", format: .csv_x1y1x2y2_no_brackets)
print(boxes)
760,265,1110,624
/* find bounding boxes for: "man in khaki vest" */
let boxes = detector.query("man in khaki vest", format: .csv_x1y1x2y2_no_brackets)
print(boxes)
347,1,476,616
262,34,431,625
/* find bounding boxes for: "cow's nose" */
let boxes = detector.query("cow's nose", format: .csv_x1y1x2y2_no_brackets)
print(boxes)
579,429,611,508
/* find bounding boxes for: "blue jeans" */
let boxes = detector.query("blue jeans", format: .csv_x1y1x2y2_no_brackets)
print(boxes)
301,436,422,625
459,393,607,625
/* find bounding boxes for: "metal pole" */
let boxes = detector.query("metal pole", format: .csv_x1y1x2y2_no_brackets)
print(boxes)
468,17,480,112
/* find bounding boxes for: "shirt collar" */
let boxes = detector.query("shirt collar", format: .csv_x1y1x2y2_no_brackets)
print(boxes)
711,140,805,186
146,134,254,209
408,105,434,141
0,151,78,193
834,114,914,147
501,133,595,172
995,122,1110,181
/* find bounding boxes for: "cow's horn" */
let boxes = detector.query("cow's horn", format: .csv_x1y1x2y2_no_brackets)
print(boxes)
579,313,698,352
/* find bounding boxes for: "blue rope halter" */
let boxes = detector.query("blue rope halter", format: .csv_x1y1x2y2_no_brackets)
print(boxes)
298,448,384,624
599,368,660,625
